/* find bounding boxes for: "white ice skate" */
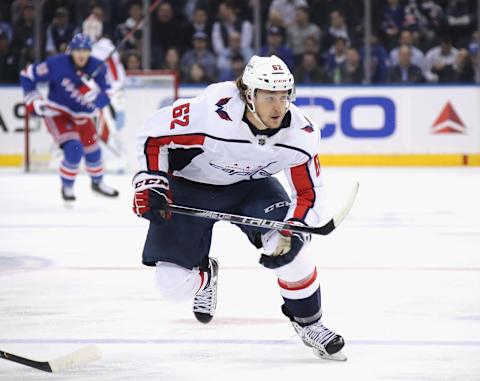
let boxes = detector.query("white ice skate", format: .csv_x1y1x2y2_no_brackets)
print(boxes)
193,257,219,324
61,186,76,204
291,320,347,361
91,181,119,197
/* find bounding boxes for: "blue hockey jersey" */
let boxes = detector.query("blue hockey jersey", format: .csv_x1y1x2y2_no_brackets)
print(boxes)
20,54,110,117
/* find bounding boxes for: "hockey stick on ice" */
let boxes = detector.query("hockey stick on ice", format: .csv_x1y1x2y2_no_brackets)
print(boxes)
161,181,359,236
0,345,102,373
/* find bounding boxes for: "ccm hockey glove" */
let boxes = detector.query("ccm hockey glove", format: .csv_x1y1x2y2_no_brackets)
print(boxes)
133,171,172,224
259,221,311,269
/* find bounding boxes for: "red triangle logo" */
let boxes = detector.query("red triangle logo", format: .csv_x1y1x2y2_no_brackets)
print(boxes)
431,102,466,134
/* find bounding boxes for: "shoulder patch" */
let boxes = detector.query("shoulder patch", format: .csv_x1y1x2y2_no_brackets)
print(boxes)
215,97,232,121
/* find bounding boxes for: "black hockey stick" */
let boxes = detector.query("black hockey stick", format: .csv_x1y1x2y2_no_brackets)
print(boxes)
0,346,101,373
161,182,359,235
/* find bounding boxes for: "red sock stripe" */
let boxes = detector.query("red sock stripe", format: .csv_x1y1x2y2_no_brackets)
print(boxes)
196,270,205,293
278,268,317,291
60,167,78,177
86,166,104,174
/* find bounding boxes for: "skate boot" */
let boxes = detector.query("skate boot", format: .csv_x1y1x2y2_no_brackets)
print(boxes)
193,257,219,324
283,305,346,361
91,181,119,197
61,186,76,202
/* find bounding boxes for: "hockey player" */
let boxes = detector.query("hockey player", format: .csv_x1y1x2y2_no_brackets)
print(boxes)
20,33,119,201
132,55,346,361
82,14,127,172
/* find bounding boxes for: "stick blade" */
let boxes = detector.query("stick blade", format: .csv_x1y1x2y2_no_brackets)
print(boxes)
48,345,102,373
333,181,359,228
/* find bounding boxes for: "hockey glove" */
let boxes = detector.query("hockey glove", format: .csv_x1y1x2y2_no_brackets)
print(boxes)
132,171,172,224
259,221,311,269
26,97,47,117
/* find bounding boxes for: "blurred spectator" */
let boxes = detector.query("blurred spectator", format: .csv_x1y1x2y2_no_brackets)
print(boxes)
324,36,348,76
0,30,18,82
152,2,185,68
180,31,216,83
388,45,425,83
183,0,210,22
389,30,426,74
211,1,252,56
260,26,294,70
360,34,389,83
161,47,180,72
125,51,142,70
403,0,444,51
333,47,363,84
322,9,349,53
184,62,208,83
293,51,325,84
217,31,253,78
87,5,111,40
0,9,13,43
115,1,143,53
454,48,475,82
445,0,476,48
11,3,34,69
268,0,308,28
381,0,405,51
218,53,244,81
425,35,459,82
184,7,212,49
45,7,75,56
286,6,321,64
302,35,321,63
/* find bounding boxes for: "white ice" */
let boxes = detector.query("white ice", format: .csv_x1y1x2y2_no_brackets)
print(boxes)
1,167,480,381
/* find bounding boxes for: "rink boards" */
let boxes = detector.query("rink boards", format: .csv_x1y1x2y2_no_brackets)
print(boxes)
1,84,479,167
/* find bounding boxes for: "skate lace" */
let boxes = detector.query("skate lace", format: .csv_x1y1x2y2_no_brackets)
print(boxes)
193,285,213,313
303,322,337,346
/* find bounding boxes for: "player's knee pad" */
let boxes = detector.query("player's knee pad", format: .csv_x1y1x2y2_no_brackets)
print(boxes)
62,140,83,164
154,262,202,302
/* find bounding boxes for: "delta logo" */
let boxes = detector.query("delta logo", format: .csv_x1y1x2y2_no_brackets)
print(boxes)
431,102,466,134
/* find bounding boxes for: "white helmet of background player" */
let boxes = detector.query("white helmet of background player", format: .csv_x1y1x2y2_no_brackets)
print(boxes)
241,55,295,115
82,15,103,43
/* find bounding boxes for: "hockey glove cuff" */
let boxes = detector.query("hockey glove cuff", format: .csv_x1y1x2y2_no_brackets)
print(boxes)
133,171,172,224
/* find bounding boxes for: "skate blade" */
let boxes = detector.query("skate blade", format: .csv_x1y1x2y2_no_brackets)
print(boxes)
63,200,75,209
312,348,347,361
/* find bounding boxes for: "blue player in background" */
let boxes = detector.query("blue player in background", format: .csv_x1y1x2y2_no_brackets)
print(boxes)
20,33,119,202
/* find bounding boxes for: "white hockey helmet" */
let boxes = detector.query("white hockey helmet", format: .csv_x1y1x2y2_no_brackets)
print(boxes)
242,55,295,113
82,15,103,43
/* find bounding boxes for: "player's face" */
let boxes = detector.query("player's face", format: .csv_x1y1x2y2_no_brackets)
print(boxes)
254,90,290,129
71,49,90,68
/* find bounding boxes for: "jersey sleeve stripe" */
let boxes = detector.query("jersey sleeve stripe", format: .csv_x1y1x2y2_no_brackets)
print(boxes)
290,161,316,221
145,134,206,171
107,57,118,81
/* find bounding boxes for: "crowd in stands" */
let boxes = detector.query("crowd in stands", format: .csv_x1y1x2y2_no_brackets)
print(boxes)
0,0,478,84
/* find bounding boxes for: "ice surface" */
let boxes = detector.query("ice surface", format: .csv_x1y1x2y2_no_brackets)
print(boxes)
1,167,479,380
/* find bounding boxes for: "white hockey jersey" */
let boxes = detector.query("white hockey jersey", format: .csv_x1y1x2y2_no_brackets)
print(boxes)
137,81,324,226
91,38,126,93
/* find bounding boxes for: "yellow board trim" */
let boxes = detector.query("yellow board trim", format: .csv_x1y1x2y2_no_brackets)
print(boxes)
0,155,23,166
1,154,480,167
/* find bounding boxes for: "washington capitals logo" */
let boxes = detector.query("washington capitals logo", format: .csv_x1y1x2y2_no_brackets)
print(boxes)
302,125,314,133
215,97,232,121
